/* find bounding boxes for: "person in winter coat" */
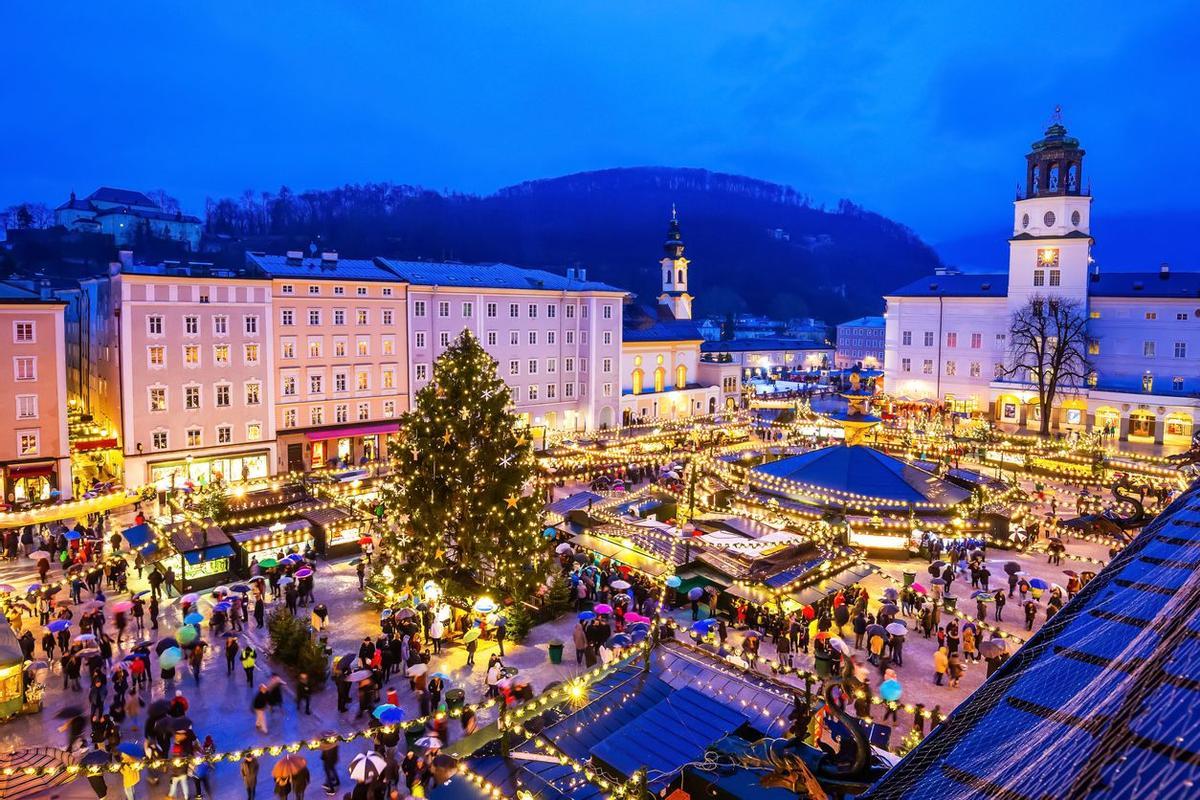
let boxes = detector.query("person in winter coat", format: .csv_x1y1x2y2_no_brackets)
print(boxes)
948,652,965,688
572,622,588,665
241,753,260,800
933,647,949,685
428,618,444,654
993,589,1007,621
320,742,340,793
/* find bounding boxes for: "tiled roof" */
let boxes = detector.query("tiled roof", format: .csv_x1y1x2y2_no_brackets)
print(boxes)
701,337,832,353
864,481,1200,800
379,259,624,292
0,281,40,301
838,315,886,328
86,187,158,207
246,253,403,282
1089,271,1200,299
623,303,703,342
887,273,1008,298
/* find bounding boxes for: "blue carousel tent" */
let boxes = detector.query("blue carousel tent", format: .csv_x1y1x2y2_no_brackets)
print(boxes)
864,480,1200,799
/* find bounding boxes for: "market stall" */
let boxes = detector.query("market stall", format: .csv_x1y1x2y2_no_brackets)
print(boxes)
0,623,26,720
229,518,314,572
293,502,365,558
160,519,237,592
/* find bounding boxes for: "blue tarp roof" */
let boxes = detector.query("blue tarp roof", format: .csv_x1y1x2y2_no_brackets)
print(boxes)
752,445,972,506
122,523,152,547
864,481,1200,800
183,544,235,565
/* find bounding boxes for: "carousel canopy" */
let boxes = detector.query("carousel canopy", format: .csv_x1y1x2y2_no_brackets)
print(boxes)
752,445,972,506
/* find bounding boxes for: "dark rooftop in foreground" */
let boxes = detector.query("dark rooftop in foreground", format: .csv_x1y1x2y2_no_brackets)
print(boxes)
864,480,1200,800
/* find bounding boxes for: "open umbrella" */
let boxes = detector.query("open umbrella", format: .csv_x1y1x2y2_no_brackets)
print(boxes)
606,634,632,648
0,584,13,594
879,602,899,615
555,543,573,555
295,568,314,579
666,576,682,588
415,735,443,750
1063,570,1078,577
885,622,907,636
577,611,595,621
29,550,50,562
79,749,110,767
879,679,902,702
610,580,631,591
979,640,1005,659
273,754,308,779
406,663,428,677
372,703,400,720
177,626,198,646
828,636,851,655
25,583,41,594
911,582,927,594
1004,562,1021,575
690,619,717,633
183,612,204,625
396,608,416,620
48,619,70,633
112,600,133,613
971,591,995,601
882,587,898,601
593,603,613,615
473,597,497,613
259,558,279,569
213,602,233,613
147,699,171,717
462,628,481,644
64,530,81,541
865,624,885,638
687,587,704,601
73,633,97,643
347,669,373,682
349,752,387,783
573,552,591,565
277,576,295,586
159,647,183,669
116,742,145,759
930,578,945,587
133,589,151,599
744,630,762,640
230,584,251,593
180,593,199,605
377,707,404,725
1029,578,1050,590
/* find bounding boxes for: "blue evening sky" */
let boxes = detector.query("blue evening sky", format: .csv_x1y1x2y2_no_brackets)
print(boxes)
2,2,1197,246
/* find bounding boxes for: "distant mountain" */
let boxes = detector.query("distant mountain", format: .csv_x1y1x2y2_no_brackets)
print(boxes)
203,167,943,321
935,209,1200,274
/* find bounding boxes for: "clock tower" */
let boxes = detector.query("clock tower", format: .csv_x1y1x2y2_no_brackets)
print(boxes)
1007,108,1093,309
658,205,694,320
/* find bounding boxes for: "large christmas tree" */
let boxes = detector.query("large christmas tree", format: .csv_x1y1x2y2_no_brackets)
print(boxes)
377,330,545,599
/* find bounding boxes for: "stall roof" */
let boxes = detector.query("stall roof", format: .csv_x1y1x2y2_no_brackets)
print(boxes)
569,531,676,576
229,518,311,543
289,502,352,527
0,623,23,664
183,544,236,564
546,492,603,516
165,519,231,553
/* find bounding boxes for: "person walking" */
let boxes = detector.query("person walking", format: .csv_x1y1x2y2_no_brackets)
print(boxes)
225,636,239,676
296,672,313,715
993,590,1006,622
933,647,948,686
252,685,269,733
320,740,340,794
495,616,507,657
241,646,257,685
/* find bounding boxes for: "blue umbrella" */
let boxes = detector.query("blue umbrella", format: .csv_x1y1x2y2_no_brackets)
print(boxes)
48,619,70,633
26,583,41,593
687,587,704,601
606,634,633,648
626,622,651,634
430,672,451,681
665,576,682,588
629,628,648,643
372,703,400,720
577,611,595,621
542,527,557,538
1029,578,1050,590
64,530,81,541
230,584,251,593
879,679,903,702
378,707,404,725
183,612,204,625
691,619,717,633
212,602,232,613
116,742,145,758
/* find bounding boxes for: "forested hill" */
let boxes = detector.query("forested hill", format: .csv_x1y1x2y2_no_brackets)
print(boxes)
204,167,942,320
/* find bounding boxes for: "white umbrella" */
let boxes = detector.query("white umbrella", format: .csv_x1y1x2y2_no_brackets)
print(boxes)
406,663,428,677
610,580,631,591
415,735,443,749
886,622,907,636
348,752,387,783
828,636,851,655
555,543,573,555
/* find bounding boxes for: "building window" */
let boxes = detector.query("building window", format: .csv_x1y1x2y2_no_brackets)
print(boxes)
603,305,613,319
382,368,395,389
384,400,395,418
1033,270,1045,287
382,338,395,356
565,331,574,345
309,338,323,358
922,359,933,375
970,333,982,349
309,285,320,295
1173,377,1185,392
528,304,538,318
383,287,393,296
310,374,324,394
152,431,168,450
462,302,473,318
946,332,957,348
213,315,228,336
13,321,34,342
547,358,557,373
969,361,981,377
901,358,911,373
183,345,200,367
528,360,538,375
528,385,539,401
245,382,261,405
901,331,912,346
1049,270,1061,286
995,333,1006,344
281,309,295,327
565,358,574,372
282,376,296,397
358,402,370,421
184,316,199,335
1144,341,1156,358
509,361,519,376
382,309,393,325
566,306,575,319
244,343,260,365
309,309,321,326
214,344,230,365
335,371,347,392
283,409,297,428
528,331,538,346
336,287,346,296
334,309,346,326
334,338,347,357
565,383,574,398
602,358,612,373
358,338,371,356
357,309,369,325
547,331,555,345
147,315,163,335
16,394,37,419
415,332,426,349
510,303,519,318
415,364,428,381
602,383,612,397
311,406,324,426
356,371,369,391
923,331,934,347
335,404,349,424
244,315,259,335
217,425,232,444
509,331,519,346
1175,342,1187,358
487,331,497,346
186,428,201,448
1143,373,1154,393
282,284,294,295
546,384,557,399
148,346,165,368
414,301,426,317
603,331,612,345
438,332,449,348
1088,340,1100,356
945,361,956,376
547,305,556,318
439,301,450,318
216,384,231,406
1145,311,1157,320
1177,313,1189,321
149,387,167,412
185,386,201,410
281,339,296,359
580,358,588,372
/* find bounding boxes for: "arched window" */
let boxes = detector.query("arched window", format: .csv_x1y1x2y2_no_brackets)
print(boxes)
654,367,665,393
677,270,684,284
675,364,687,389
632,368,643,395
664,270,671,285
1031,166,1041,195
1067,163,1078,192
1048,164,1060,192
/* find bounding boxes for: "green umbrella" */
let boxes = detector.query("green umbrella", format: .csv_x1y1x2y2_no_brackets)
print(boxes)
462,628,480,644
259,558,279,568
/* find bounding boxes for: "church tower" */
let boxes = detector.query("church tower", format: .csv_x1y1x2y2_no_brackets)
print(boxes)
657,205,694,320
1007,108,1093,309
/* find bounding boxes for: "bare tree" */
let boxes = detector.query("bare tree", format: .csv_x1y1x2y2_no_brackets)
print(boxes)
1,202,54,230
1001,294,1092,436
146,189,181,214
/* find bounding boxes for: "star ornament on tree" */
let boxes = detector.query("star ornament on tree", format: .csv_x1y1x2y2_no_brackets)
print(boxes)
442,431,454,445
505,494,520,509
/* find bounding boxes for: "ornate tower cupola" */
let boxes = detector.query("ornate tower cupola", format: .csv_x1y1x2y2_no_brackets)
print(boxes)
658,204,694,320
1025,106,1087,199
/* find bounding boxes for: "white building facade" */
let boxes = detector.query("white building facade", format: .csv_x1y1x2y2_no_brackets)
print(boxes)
884,117,1200,446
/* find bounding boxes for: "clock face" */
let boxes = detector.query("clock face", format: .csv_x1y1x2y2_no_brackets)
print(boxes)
1044,211,1056,227
1071,210,1081,226
1022,213,1030,229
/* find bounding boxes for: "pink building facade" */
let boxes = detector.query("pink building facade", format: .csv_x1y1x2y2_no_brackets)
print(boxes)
0,282,71,505
246,252,410,473
115,265,276,489
379,260,625,437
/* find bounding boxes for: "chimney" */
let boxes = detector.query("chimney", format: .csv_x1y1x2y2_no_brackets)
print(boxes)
286,250,304,262
321,251,338,264
118,250,133,269
39,279,53,301
578,268,587,281
1160,262,1170,279
566,267,576,280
